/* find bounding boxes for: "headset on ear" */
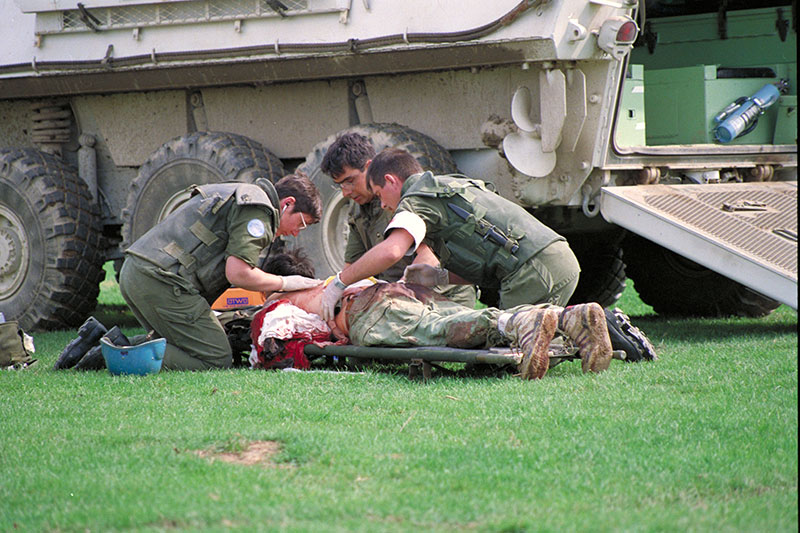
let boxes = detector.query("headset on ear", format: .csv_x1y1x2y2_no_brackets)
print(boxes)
281,204,288,214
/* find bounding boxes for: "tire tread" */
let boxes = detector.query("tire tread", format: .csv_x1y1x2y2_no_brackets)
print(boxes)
0,148,104,331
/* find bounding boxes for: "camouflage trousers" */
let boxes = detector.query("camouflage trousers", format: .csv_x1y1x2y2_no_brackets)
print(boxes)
346,283,540,349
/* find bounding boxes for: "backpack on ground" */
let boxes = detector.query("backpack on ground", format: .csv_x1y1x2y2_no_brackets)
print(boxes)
0,320,37,369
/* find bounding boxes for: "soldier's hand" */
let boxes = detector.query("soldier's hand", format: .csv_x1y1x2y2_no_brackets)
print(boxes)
403,264,449,287
321,274,346,321
280,275,323,292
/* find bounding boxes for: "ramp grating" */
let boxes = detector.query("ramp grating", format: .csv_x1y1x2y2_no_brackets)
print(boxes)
643,185,797,276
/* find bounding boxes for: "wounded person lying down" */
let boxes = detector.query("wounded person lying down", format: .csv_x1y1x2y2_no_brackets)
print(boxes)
244,250,656,379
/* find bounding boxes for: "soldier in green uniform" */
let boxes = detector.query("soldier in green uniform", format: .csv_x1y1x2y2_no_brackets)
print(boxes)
321,148,581,320
320,133,477,307
119,173,323,371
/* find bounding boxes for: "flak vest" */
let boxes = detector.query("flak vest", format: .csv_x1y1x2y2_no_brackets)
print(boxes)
400,172,564,288
126,181,279,302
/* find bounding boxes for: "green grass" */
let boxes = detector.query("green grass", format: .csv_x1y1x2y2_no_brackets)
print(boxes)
1,264,796,531
97,261,127,307
94,261,140,332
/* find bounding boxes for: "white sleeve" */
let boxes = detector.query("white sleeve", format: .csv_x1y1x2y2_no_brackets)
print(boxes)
384,211,427,255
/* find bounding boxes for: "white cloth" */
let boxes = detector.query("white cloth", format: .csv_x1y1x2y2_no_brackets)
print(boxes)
249,301,330,368
384,210,427,255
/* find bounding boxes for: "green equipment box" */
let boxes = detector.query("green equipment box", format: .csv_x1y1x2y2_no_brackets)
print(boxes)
644,64,785,145
773,95,797,145
616,64,646,147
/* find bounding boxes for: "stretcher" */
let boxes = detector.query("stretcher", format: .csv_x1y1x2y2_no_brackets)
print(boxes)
303,342,627,379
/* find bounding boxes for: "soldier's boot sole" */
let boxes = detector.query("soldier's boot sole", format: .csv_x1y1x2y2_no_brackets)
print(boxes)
53,316,107,370
604,308,658,362
74,326,132,371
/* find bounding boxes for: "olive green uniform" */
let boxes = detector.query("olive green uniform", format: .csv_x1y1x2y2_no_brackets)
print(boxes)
120,181,279,370
395,172,580,308
346,198,477,307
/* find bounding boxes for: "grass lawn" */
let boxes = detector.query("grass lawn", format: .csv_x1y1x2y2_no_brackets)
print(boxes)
1,264,796,532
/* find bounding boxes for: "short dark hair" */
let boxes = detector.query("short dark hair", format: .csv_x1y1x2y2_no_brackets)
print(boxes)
274,171,322,223
320,132,376,179
366,148,424,188
261,249,315,277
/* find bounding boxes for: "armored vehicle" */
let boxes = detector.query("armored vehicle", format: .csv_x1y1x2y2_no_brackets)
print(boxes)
0,0,796,331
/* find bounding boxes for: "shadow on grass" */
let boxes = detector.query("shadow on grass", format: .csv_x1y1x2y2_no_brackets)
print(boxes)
629,314,797,343
93,305,141,329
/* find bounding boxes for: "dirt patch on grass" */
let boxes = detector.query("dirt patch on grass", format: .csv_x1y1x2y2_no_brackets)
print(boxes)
194,440,290,467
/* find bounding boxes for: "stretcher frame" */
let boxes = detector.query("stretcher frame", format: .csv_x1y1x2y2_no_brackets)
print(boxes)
303,342,624,379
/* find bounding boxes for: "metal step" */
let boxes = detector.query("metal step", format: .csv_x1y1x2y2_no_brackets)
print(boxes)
600,181,797,309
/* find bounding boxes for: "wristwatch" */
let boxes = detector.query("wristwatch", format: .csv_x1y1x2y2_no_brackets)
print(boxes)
333,272,347,290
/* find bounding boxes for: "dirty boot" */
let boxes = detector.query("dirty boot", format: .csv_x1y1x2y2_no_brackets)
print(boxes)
53,316,107,370
559,303,613,373
74,326,131,371
507,308,558,380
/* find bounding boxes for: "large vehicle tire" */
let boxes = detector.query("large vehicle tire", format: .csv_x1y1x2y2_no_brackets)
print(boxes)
290,123,459,278
568,247,627,308
479,239,627,310
622,234,780,317
567,229,627,308
121,131,285,250
0,149,105,332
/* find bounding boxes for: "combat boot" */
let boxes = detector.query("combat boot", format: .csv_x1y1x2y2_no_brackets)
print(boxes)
74,326,131,371
604,307,657,362
507,308,558,380
53,316,107,370
559,303,613,373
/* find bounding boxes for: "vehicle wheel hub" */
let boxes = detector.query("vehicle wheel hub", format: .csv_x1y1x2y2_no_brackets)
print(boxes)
0,205,28,295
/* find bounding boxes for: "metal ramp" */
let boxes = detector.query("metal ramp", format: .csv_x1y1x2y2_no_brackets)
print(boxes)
600,181,797,310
